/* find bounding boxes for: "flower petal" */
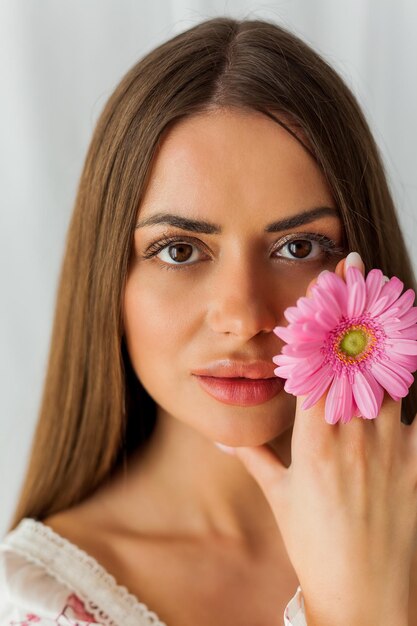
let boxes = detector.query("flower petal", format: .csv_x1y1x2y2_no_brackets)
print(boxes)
385,338,417,355
387,307,417,331
386,325,417,340
274,365,295,378
347,281,366,318
296,296,318,318
351,395,362,419
300,364,334,409
352,369,379,419
300,321,328,339
365,269,385,311
314,306,340,330
273,326,294,342
288,359,332,395
272,353,299,366
383,359,414,388
376,306,402,324
392,288,415,316
383,345,417,372
346,266,366,317
370,276,404,317
310,283,342,318
370,359,410,397
275,353,331,379
316,271,348,312
360,368,384,418
284,306,304,324
325,374,349,424
293,352,327,380
282,340,325,357
340,376,354,424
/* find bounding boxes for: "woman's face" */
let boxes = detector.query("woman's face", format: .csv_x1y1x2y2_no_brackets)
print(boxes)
123,108,346,446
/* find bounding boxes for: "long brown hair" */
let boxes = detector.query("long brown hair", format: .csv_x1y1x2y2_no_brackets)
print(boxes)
8,16,417,532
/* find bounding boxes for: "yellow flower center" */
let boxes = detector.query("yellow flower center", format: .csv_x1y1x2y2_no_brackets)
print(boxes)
339,329,368,356
334,324,377,365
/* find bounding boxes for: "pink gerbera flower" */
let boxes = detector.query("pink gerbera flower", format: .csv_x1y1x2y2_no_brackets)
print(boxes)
272,266,417,424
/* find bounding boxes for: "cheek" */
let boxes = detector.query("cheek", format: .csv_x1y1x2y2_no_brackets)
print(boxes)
122,271,199,383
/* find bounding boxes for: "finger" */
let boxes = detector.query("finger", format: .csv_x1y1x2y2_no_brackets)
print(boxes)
372,391,403,446
336,256,349,280
306,253,367,299
291,389,338,458
342,252,366,278
233,443,287,498
403,413,417,472
336,392,403,480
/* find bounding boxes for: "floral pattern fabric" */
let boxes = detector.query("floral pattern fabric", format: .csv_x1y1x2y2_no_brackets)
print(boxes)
7,593,97,625
0,518,306,626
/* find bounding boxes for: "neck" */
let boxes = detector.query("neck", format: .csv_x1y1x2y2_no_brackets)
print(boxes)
97,408,293,552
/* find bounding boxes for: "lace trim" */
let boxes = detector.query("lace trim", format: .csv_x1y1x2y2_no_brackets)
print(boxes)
3,518,168,626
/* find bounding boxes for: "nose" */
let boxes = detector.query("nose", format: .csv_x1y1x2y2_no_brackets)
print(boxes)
205,255,279,339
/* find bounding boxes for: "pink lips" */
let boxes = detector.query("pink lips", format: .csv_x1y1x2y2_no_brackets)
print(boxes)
191,359,285,406
194,375,284,406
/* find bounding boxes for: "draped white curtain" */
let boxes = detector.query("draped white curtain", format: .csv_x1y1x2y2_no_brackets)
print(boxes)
1,0,416,536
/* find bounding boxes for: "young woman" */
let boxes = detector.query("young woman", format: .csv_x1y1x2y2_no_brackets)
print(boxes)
1,16,417,626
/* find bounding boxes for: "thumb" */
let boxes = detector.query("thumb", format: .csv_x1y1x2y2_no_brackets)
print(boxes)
233,443,288,500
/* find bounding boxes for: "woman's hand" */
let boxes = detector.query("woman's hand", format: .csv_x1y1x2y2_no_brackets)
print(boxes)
232,254,417,626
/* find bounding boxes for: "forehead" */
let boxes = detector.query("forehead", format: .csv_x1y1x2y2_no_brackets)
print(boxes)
139,108,333,216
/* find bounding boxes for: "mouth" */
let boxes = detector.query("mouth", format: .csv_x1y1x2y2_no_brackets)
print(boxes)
193,374,285,406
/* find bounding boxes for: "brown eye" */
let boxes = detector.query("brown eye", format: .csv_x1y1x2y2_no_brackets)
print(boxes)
143,232,344,271
273,234,343,263
167,243,193,263
149,239,205,267
287,240,313,259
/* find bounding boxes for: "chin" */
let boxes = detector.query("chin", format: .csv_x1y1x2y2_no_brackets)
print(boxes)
204,410,295,448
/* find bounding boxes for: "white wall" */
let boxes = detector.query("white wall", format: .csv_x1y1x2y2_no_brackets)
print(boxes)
1,0,416,536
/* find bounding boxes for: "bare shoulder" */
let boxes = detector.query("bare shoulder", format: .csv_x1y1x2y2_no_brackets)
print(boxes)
40,491,179,587
41,492,121,567
41,504,301,626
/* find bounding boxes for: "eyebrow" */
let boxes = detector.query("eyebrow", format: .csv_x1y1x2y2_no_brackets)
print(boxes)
135,206,340,234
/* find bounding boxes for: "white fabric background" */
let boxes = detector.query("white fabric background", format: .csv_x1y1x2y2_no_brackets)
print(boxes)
0,0,416,537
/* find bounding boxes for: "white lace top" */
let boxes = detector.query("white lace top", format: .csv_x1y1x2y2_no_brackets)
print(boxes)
0,518,307,625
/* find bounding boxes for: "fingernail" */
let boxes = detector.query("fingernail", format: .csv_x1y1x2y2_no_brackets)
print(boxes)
318,270,330,278
214,442,236,455
345,251,364,270
383,274,390,282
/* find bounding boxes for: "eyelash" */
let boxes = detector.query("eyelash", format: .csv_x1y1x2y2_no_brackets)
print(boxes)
141,232,345,271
